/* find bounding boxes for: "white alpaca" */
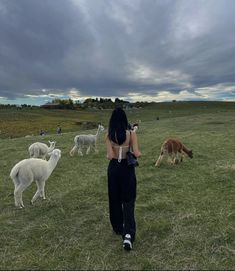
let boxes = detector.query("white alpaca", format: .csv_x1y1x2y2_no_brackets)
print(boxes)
70,124,104,156
10,149,61,208
29,141,56,159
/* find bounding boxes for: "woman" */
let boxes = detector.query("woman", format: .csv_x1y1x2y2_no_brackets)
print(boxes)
105,107,141,251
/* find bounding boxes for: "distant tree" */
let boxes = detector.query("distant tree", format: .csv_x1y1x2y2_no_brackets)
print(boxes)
51,99,61,104
115,98,121,103
21,104,29,108
67,98,74,109
50,98,74,109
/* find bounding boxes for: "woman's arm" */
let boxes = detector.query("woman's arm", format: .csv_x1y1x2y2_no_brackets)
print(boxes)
105,134,115,160
130,132,141,158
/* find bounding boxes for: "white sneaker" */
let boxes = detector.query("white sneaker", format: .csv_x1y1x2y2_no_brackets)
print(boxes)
123,234,132,251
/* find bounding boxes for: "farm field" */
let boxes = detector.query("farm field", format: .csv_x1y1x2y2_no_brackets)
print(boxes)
0,101,234,139
0,101,234,270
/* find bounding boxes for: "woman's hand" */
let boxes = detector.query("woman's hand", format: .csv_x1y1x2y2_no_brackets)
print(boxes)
134,151,141,158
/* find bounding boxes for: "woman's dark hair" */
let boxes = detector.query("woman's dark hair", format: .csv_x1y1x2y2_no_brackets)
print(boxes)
108,107,128,145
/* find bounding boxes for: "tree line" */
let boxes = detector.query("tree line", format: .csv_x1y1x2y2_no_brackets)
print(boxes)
0,98,153,110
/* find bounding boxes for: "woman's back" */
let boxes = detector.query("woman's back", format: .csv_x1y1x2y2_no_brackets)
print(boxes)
110,130,131,160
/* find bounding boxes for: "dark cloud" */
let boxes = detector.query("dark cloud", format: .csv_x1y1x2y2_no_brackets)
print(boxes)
0,0,235,103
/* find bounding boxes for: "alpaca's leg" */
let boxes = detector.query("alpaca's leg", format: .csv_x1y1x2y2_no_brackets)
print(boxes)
70,146,75,157
31,180,44,204
155,153,164,166
180,152,184,162
177,152,183,163
31,189,40,204
94,144,98,153
41,182,46,200
78,146,83,156
14,183,21,208
78,149,83,156
13,180,21,207
173,152,179,164
90,143,97,153
86,146,91,155
168,153,174,164
14,181,31,208
38,181,46,200
173,155,179,164
15,185,28,208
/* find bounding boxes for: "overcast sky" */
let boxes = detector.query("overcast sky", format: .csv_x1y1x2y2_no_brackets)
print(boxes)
0,0,235,105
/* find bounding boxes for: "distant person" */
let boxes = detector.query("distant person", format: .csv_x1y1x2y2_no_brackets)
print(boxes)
105,107,141,251
57,126,62,135
40,130,45,136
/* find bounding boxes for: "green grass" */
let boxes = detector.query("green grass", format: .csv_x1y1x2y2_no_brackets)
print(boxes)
0,102,235,270
0,107,109,139
1,101,234,139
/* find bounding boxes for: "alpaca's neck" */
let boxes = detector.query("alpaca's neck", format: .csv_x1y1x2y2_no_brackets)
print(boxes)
182,144,191,155
47,156,59,174
48,145,54,152
95,127,101,138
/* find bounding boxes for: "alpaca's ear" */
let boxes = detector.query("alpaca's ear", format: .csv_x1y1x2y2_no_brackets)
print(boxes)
48,140,51,144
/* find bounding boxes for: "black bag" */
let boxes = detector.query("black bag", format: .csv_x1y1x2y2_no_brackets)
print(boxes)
126,151,139,167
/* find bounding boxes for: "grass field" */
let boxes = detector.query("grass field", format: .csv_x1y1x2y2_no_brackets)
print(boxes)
0,102,234,270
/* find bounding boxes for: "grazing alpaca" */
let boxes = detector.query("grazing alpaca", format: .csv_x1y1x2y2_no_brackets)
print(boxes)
155,139,193,167
29,141,56,159
10,149,61,208
70,124,104,156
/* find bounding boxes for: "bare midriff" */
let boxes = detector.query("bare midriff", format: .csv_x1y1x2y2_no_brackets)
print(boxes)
111,131,131,161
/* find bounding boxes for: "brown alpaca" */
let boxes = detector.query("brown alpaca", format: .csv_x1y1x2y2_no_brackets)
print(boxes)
155,139,193,167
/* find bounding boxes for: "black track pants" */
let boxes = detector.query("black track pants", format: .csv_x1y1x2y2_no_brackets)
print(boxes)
108,159,136,241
